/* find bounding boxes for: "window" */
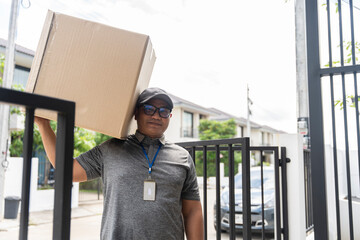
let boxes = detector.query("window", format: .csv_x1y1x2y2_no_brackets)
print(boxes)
237,126,244,137
13,65,30,88
182,111,193,137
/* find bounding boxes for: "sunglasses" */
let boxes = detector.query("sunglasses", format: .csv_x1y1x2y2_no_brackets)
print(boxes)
142,104,172,118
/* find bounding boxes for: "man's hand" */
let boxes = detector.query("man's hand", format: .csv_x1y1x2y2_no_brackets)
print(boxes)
182,199,204,240
34,116,50,127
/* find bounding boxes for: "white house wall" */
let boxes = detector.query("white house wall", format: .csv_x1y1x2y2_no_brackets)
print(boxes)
166,107,182,142
4,157,79,213
9,113,25,131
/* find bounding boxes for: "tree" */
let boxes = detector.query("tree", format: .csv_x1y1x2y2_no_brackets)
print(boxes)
94,132,112,146
9,122,103,158
196,119,241,177
199,119,237,140
0,54,4,85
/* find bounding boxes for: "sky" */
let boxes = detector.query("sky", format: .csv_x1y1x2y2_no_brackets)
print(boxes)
0,0,297,133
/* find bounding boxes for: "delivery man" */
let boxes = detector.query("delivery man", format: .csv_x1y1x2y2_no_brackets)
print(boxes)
35,87,204,240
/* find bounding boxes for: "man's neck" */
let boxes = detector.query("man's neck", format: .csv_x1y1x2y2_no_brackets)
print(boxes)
135,131,166,145
139,131,161,139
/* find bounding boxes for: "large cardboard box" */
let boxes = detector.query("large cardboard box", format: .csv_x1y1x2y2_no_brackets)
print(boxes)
26,10,156,138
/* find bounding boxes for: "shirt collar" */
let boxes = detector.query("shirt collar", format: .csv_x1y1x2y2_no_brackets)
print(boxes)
135,130,166,145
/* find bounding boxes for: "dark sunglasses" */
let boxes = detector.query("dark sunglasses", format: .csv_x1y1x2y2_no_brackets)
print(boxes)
142,104,172,118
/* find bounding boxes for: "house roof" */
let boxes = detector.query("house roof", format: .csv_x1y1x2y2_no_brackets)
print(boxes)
168,93,219,116
209,107,285,133
208,107,260,127
0,38,35,57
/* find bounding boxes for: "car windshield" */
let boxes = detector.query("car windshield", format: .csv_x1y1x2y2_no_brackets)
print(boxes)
234,168,274,189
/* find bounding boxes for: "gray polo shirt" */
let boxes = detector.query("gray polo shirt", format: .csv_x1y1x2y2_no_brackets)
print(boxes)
76,131,200,240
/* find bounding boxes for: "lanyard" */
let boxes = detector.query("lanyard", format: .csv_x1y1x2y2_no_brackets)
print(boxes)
140,143,162,174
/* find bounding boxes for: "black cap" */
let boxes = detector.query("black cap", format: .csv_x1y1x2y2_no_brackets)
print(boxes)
136,87,173,110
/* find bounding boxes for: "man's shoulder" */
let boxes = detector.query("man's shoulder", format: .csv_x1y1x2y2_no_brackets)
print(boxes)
98,137,126,149
164,141,190,155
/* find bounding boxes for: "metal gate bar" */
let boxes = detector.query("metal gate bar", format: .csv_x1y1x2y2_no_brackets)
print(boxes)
203,146,208,240
305,1,328,239
249,146,284,240
53,112,75,239
337,1,355,238
280,147,289,240
19,107,34,240
215,145,221,240
260,151,265,239
326,1,342,235
303,149,314,232
0,88,75,240
228,144,235,239
241,140,251,239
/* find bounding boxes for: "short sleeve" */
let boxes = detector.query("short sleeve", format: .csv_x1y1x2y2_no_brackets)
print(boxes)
181,154,200,201
76,144,104,180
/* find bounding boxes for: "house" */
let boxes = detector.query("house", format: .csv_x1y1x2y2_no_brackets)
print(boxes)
0,38,33,131
0,38,33,89
165,93,219,142
208,107,285,164
208,107,285,145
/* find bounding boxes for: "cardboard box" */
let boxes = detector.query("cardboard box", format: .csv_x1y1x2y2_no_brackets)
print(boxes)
26,10,156,138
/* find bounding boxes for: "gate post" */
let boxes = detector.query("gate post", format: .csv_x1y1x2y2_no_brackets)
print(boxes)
278,134,307,240
305,0,329,239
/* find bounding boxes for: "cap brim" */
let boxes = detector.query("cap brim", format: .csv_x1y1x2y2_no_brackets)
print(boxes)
138,93,173,109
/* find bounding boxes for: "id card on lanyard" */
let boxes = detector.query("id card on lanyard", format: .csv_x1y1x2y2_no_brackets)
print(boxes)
140,143,162,201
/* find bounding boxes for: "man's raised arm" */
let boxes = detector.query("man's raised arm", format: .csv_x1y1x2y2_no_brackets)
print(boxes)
34,116,87,182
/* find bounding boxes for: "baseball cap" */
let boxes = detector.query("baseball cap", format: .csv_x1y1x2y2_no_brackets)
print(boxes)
136,87,173,110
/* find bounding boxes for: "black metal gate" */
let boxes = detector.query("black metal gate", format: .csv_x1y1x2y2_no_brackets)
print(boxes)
177,138,289,240
305,0,359,239
0,87,75,240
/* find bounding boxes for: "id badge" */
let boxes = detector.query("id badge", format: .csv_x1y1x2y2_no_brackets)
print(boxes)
143,179,156,201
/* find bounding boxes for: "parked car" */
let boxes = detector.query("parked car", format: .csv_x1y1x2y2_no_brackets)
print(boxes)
213,166,275,235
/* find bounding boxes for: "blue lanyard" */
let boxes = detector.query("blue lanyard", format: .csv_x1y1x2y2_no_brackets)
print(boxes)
140,143,162,174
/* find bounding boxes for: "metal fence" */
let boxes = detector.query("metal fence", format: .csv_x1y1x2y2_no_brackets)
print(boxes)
305,0,359,239
0,87,75,240
176,138,289,240
78,179,103,202
303,149,313,232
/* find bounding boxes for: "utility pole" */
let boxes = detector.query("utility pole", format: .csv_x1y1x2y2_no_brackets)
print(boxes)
295,0,310,149
0,0,20,220
247,84,253,139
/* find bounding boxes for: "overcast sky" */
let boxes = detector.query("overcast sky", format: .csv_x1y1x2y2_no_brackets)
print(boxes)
0,0,297,133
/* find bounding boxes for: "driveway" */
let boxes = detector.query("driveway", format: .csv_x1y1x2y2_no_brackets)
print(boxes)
0,185,273,239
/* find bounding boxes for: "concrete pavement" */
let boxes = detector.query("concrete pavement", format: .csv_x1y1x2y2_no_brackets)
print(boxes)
0,199,103,239
0,187,270,239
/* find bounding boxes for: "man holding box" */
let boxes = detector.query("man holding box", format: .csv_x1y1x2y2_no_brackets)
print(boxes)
35,87,204,240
